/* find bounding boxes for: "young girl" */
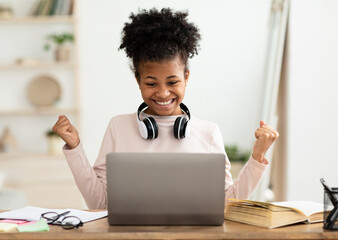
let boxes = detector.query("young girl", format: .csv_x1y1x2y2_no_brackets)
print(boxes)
53,8,279,209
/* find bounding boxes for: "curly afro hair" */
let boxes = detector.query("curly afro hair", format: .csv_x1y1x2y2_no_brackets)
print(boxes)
119,8,201,79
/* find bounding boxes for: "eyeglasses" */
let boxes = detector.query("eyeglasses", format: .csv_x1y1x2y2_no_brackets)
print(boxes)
41,211,83,229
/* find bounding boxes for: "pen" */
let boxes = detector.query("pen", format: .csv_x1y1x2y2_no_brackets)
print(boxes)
320,178,338,229
53,211,71,225
320,178,338,206
58,211,71,217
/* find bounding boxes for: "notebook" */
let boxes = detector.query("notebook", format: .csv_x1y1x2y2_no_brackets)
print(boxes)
106,153,225,226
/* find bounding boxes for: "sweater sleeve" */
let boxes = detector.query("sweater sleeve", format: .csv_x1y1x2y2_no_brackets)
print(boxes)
209,124,269,203
63,118,115,209
225,155,269,201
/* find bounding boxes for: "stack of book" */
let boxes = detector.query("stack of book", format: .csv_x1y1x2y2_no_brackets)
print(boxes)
30,0,74,16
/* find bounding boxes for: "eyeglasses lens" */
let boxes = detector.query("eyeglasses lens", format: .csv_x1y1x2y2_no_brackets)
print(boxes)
61,216,81,229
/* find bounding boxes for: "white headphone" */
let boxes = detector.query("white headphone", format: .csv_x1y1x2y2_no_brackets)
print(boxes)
137,102,191,140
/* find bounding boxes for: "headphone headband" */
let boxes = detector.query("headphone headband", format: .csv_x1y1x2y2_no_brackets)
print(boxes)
179,102,191,121
137,102,149,121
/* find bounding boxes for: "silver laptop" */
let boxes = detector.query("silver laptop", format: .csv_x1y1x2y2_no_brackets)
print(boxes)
106,153,225,226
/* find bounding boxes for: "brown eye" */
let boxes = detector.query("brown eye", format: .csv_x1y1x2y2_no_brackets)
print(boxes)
168,81,178,86
146,83,156,87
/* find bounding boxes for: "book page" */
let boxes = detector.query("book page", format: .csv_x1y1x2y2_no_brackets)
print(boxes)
272,201,324,217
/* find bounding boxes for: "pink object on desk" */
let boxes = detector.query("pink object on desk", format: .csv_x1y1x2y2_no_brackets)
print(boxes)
0,219,30,224
18,221,37,226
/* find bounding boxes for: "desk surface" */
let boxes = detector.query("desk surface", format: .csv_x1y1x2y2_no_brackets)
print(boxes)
1,217,338,240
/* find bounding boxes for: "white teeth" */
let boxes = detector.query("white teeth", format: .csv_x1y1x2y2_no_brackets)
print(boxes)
155,99,173,105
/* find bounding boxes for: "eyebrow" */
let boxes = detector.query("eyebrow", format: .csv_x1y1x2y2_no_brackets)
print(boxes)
144,75,179,80
167,75,179,79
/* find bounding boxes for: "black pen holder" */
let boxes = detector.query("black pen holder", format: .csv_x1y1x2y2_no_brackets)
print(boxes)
324,188,338,230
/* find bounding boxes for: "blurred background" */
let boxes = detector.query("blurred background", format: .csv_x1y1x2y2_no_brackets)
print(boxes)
0,0,337,210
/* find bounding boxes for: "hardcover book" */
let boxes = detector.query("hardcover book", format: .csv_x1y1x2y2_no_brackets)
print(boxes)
225,199,326,229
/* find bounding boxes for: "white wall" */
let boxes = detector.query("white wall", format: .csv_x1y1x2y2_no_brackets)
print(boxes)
2,0,337,204
286,0,338,203
77,0,271,163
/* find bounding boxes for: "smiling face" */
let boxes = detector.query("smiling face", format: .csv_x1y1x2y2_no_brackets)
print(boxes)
137,56,189,116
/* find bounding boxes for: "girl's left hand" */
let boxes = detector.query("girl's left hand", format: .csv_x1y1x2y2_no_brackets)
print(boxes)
252,120,279,163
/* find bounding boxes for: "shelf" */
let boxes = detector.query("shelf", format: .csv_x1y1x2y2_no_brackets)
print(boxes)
0,1,80,164
0,108,79,116
0,62,76,70
0,152,64,160
0,16,75,24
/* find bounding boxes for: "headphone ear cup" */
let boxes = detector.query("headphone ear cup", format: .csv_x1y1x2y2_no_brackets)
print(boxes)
143,117,158,139
149,117,158,139
174,117,187,139
138,120,148,139
184,120,191,138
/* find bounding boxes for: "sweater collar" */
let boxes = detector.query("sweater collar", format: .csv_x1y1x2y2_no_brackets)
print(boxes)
140,112,186,126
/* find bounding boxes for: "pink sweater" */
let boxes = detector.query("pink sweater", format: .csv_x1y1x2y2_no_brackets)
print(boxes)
63,112,269,209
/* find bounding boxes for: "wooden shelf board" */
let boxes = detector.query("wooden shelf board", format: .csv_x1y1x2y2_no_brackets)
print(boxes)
0,108,78,116
0,62,75,70
0,16,75,24
0,152,64,159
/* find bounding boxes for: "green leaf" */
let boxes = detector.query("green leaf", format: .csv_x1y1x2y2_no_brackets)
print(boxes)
225,145,250,163
44,32,74,50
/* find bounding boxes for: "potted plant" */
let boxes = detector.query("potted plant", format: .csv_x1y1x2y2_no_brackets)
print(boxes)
46,130,64,155
225,145,251,179
44,32,74,62
0,5,13,18
0,127,17,153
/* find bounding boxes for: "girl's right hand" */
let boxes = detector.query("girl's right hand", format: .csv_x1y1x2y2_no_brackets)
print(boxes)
52,115,80,149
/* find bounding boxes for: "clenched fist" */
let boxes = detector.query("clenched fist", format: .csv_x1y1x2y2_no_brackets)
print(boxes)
252,120,279,163
52,115,80,149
